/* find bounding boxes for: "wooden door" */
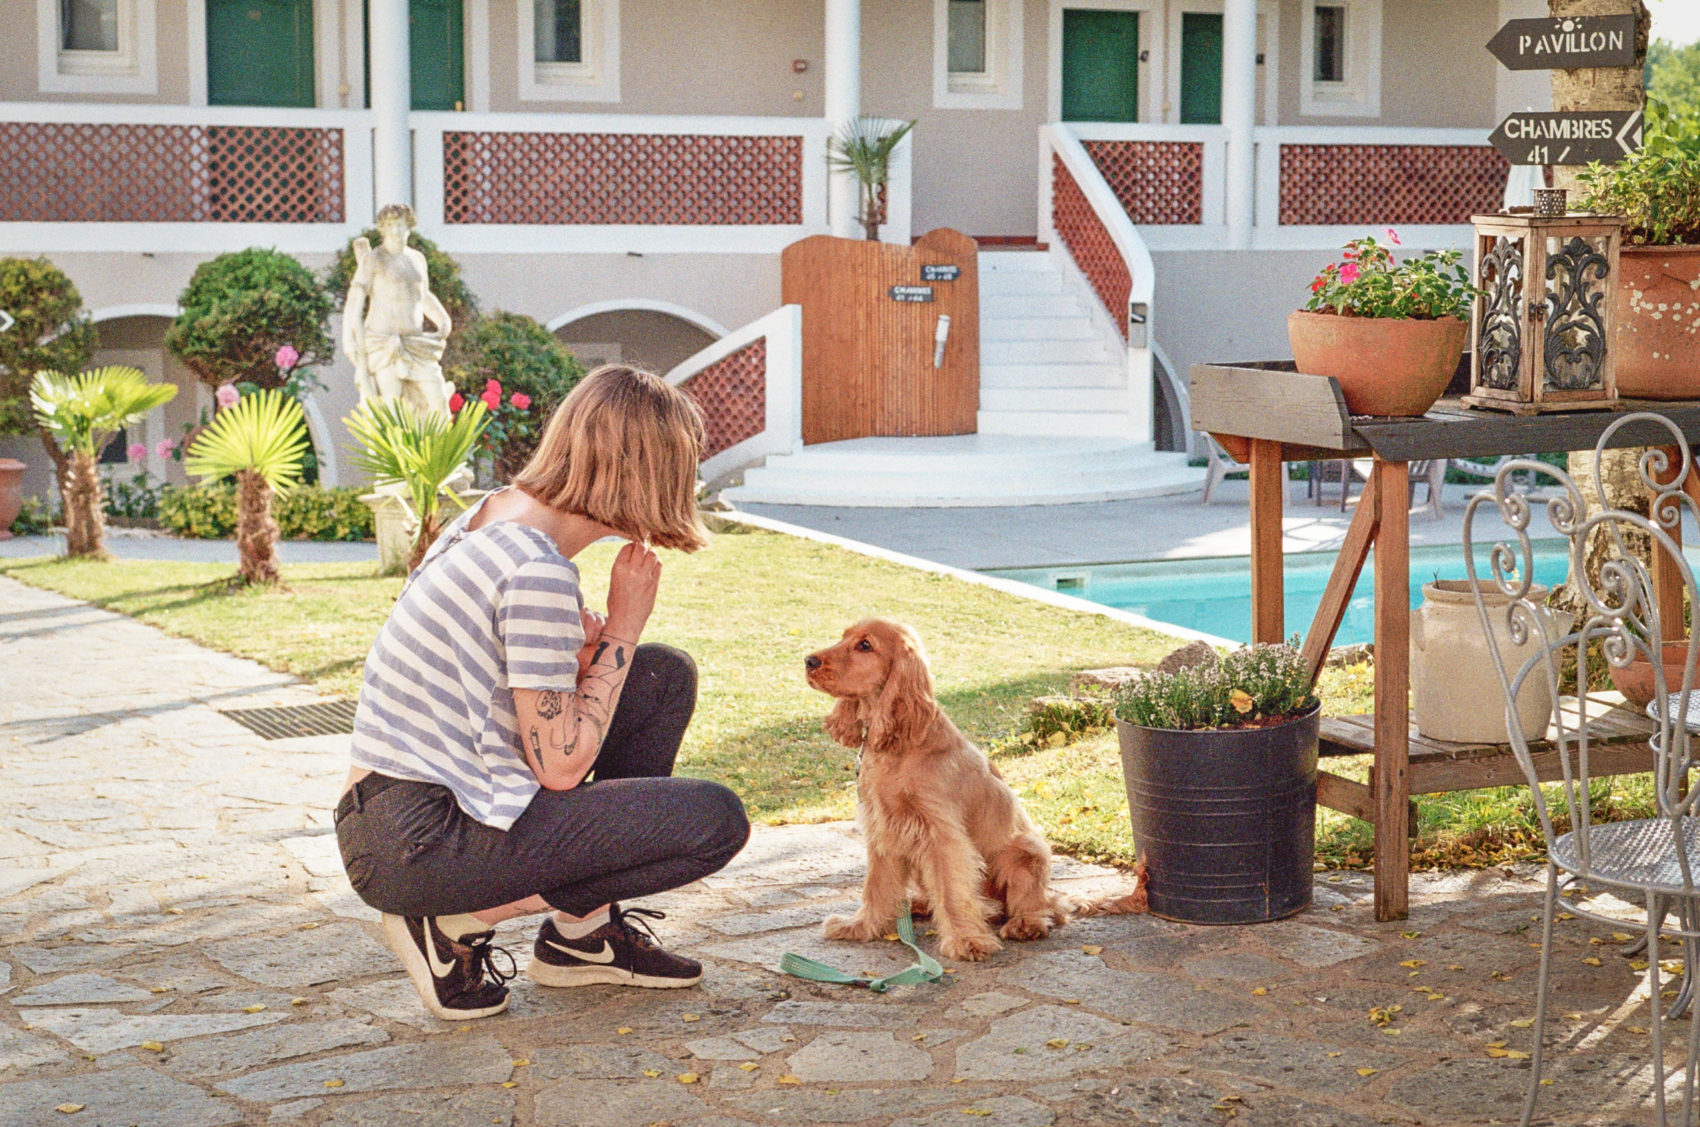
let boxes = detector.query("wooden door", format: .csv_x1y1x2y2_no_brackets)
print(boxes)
1180,12,1223,124
207,0,315,107
1061,9,1140,122
410,0,465,111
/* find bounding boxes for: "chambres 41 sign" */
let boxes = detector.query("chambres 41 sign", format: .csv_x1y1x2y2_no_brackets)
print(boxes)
1485,14,1643,167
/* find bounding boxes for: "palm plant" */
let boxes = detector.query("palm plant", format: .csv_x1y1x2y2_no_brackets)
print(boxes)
344,397,489,573
30,366,177,558
183,388,311,587
827,116,916,240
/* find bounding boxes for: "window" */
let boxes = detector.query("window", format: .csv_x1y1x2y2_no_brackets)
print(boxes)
519,0,618,101
38,0,155,93
934,0,1022,109
1300,0,1378,118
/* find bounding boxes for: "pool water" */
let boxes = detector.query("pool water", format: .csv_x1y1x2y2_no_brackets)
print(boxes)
985,542,1577,646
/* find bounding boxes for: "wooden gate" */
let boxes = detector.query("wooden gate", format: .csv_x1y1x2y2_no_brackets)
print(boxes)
783,228,979,445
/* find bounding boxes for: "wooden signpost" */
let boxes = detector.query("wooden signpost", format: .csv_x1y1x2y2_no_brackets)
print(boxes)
1486,15,1637,70
1486,14,1642,167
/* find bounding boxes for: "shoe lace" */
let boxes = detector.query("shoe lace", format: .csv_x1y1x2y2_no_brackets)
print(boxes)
610,905,667,949
462,931,517,985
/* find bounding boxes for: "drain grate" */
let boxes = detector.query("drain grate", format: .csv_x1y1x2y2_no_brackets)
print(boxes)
219,700,359,741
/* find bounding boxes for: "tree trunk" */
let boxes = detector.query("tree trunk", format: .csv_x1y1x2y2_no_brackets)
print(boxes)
407,511,442,575
60,450,106,558
1547,0,1650,624
35,425,73,534
235,469,281,586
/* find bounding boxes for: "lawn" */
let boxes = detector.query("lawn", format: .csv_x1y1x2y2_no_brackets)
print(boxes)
1,526,1650,871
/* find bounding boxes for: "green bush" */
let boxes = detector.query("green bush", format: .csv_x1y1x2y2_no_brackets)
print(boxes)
156,483,372,541
166,248,333,393
1116,640,1317,731
445,312,586,481
1578,102,1700,246
8,495,55,536
0,258,98,438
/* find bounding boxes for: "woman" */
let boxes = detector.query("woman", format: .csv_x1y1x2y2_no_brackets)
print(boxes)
335,365,750,1020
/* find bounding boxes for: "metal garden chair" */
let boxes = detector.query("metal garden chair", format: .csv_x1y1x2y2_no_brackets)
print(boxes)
1464,412,1700,1127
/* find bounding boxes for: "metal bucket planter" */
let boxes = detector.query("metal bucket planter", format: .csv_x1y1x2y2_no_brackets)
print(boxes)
1116,703,1320,925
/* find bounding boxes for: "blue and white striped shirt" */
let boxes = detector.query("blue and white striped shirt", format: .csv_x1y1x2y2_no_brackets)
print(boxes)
350,496,583,829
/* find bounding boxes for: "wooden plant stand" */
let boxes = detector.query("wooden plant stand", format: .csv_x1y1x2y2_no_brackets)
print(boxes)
1192,361,1700,922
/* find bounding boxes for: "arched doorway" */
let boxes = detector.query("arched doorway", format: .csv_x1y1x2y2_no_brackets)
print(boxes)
547,302,724,377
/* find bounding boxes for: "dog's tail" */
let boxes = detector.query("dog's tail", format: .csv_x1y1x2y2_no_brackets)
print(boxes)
1071,861,1150,917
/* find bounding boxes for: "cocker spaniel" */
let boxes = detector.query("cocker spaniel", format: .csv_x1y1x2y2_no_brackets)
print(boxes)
805,617,1143,962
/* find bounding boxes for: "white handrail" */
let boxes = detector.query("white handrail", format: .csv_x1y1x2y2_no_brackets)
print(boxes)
1040,123,1155,316
0,102,374,128
664,304,802,481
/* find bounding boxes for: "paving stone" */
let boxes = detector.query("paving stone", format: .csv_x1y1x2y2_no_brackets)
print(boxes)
325,1089,516,1126
999,952,1249,1034
327,978,438,1029
217,1038,513,1101
528,1043,677,1080
890,1095,1054,1127
10,943,147,974
1108,927,1239,970
699,928,918,978
268,1097,323,1120
162,1018,389,1075
720,1087,972,1123
698,900,861,936
785,1030,932,1082
1183,952,1295,984
761,999,921,1028
1384,1057,1539,1119
1192,1030,1404,1094
0,1025,70,1073
954,1005,1177,1081
686,1035,762,1061
205,920,395,987
17,1007,285,1053
0,1065,241,1127
533,1077,713,1127
1255,922,1382,968
116,955,236,995
951,991,1029,1018
278,833,346,878
10,972,155,1006
702,823,868,889
729,1026,794,1053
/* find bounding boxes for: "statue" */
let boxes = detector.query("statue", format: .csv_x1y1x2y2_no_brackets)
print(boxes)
344,203,455,417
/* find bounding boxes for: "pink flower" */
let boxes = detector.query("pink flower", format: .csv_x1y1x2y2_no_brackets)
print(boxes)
1385,228,1402,246
156,439,177,458
127,442,148,461
483,378,502,397
449,391,465,413
215,383,240,409
509,392,531,410
275,345,299,371
1339,262,1361,285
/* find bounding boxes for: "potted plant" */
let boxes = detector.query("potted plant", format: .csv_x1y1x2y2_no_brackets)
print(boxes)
1290,231,1477,416
1577,103,1700,399
827,116,916,241
1114,640,1319,925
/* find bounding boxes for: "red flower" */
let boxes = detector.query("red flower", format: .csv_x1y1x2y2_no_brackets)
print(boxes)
481,389,502,412
484,378,502,397
510,392,532,410
1310,276,1327,293
448,391,464,413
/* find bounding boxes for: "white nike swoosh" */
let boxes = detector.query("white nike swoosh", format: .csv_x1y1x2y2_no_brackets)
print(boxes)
546,938,617,964
424,924,459,978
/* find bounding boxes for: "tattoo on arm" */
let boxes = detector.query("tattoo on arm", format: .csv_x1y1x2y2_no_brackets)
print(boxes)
536,690,563,720
590,641,627,671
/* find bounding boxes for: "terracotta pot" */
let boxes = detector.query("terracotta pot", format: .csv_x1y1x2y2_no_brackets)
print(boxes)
1411,581,1571,744
1606,641,1699,709
1287,311,1468,417
1612,245,1700,400
0,458,24,541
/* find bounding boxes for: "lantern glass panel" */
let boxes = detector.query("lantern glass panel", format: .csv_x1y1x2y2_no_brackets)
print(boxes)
1542,234,1612,393
1477,236,1524,392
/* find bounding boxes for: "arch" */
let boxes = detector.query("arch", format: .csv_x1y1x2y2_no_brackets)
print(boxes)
1150,339,1193,456
89,303,181,323
545,299,729,339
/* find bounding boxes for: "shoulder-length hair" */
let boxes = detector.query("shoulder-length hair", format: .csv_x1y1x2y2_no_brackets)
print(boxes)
512,365,710,552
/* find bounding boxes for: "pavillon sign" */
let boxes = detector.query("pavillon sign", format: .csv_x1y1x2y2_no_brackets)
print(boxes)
1486,15,1637,71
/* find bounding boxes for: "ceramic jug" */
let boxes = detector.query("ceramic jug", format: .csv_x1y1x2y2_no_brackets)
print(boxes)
1411,580,1572,744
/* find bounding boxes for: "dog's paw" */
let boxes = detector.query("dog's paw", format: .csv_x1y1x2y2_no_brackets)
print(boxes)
906,896,932,919
940,932,1002,962
999,914,1053,942
822,913,883,942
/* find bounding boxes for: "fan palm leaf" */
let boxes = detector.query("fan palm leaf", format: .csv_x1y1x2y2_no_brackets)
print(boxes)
30,366,178,459
346,398,489,570
184,388,312,493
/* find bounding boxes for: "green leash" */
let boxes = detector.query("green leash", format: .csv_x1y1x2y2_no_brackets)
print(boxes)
780,903,945,993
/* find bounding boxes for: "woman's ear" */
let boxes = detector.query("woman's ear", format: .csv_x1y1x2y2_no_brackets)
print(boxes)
823,696,864,748
868,627,937,752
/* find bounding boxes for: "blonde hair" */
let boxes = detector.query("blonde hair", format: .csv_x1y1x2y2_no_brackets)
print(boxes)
513,365,709,552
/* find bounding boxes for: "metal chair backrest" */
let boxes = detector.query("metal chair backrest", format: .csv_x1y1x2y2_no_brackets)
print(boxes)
1462,412,1700,891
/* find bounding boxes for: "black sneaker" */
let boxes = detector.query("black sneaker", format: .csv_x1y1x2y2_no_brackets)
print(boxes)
381,914,514,1020
527,905,703,989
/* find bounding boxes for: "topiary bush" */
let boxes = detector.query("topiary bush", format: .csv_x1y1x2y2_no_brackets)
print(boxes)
0,258,98,438
444,312,586,481
166,248,334,394
156,483,373,541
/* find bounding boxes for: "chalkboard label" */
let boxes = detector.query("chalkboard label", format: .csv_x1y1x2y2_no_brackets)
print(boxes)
889,285,935,303
920,264,961,282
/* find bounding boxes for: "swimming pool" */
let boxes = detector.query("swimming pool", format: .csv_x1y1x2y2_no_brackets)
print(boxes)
984,542,1577,647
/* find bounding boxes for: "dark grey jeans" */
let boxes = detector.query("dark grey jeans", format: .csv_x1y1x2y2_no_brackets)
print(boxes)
335,644,749,917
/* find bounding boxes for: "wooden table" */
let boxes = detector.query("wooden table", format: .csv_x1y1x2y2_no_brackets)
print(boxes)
1192,362,1700,921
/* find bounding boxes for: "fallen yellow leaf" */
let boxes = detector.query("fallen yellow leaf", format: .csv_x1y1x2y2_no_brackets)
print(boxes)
512,1058,528,1067
1357,1067,1379,1077
1401,931,1421,939
681,1013,700,1022
1326,1051,1342,1058
139,1041,164,1052
1581,957,1602,967
1541,1078,1555,1086
1081,945,1103,956
678,1073,699,1084
738,1062,759,1072
1063,998,1081,1005
54,1105,83,1115
1251,987,1267,996
1045,1038,1070,1048
243,1004,267,1013
1612,932,1633,942
962,1110,993,1118
1510,1018,1534,1029
290,998,308,1006
501,1081,517,1089
149,986,169,994
617,1027,633,1035
323,1079,343,1088
1400,959,1426,968
778,1075,801,1085
1486,1048,1510,1058
1505,1050,1531,1060
643,1069,662,1078
1229,689,1255,714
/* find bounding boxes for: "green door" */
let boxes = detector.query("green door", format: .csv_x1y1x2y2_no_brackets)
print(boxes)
1180,12,1223,124
207,0,315,107
1061,9,1139,122
410,0,465,111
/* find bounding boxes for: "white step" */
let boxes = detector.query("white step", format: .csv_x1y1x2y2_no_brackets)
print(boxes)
977,410,1132,437
977,251,1056,274
742,434,1154,473
982,293,1083,320
982,315,1100,343
978,270,1068,296
979,362,1125,390
980,386,1130,414
982,337,1115,365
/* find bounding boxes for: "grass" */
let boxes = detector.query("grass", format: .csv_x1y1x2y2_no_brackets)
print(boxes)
0,527,1658,871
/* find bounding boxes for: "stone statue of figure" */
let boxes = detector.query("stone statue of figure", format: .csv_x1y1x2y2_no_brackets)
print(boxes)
344,203,454,416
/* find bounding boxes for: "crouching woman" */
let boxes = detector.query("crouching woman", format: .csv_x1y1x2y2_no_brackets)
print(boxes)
335,365,750,1020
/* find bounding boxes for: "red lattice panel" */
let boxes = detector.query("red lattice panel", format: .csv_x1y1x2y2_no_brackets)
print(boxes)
1082,140,1204,225
0,122,342,223
443,132,803,225
680,338,766,458
1279,145,1509,226
1052,156,1131,341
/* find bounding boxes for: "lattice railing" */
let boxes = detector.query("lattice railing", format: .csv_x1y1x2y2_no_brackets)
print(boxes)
443,132,803,225
1279,145,1508,226
1082,140,1204,226
1052,156,1132,342
0,121,344,223
678,338,767,459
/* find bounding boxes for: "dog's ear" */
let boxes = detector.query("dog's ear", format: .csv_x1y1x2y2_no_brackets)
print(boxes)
868,624,937,752
823,696,864,748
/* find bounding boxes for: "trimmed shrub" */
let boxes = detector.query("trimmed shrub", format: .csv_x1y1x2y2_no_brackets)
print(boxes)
156,483,373,541
166,248,334,393
324,227,478,331
0,258,98,438
445,312,586,481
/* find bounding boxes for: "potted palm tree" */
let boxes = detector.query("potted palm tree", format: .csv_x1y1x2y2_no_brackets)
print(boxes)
827,116,916,241
29,366,177,558
345,397,489,574
183,388,311,587
1115,641,1320,925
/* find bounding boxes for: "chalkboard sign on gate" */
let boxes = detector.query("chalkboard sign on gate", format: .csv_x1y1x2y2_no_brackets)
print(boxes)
889,285,935,303
921,264,961,282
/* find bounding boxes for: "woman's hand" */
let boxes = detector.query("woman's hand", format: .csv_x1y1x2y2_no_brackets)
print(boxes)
576,609,606,676
604,541,661,640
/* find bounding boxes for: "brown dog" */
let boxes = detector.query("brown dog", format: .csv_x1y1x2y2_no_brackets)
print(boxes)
805,617,1142,962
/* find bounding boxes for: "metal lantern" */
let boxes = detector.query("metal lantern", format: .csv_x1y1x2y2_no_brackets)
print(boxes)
1463,211,1624,415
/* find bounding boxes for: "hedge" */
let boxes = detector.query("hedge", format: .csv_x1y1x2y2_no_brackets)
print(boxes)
156,484,373,541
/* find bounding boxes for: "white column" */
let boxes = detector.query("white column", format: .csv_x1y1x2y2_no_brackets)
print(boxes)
369,0,412,209
1222,0,1257,248
824,0,861,238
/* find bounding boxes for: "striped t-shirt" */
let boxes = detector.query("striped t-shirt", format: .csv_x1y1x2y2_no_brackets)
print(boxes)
350,495,584,830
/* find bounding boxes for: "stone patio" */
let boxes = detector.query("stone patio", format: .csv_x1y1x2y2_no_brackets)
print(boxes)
0,574,1688,1126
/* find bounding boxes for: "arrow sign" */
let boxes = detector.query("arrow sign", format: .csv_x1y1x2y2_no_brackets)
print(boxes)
1489,109,1642,166
0,310,13,333
1487,15,1637,71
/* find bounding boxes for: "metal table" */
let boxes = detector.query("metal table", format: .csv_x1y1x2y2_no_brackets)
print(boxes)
1193,361,1700,921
